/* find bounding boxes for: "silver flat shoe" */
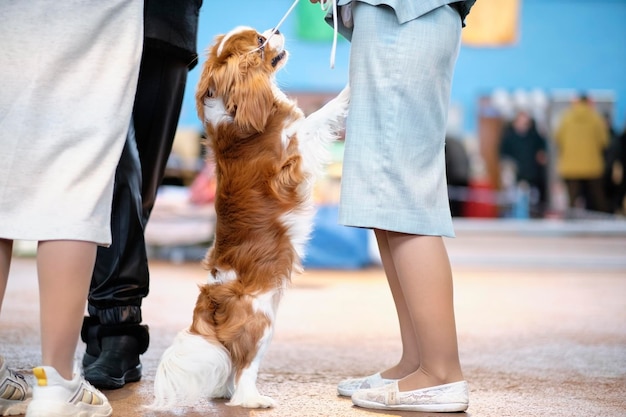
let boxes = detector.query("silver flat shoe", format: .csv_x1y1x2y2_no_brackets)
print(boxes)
337,373,397,397
351,380,469,412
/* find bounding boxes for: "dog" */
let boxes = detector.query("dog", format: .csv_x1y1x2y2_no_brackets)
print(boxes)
151,26,349,410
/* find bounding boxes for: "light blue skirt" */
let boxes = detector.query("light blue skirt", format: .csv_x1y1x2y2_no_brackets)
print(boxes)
338,2,461,237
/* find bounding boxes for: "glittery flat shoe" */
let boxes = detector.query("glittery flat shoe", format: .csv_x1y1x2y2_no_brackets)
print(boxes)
351,380,469,412
337,373,397,397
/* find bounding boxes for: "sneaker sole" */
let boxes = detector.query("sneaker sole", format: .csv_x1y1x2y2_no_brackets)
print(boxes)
0,398,31,416
26,400,112,417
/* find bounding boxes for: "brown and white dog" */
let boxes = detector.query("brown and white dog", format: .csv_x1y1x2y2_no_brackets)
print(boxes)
151,26,349,409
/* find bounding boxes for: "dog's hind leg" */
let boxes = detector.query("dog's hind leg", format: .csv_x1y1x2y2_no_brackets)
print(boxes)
227,321,276,408
225,289,281,408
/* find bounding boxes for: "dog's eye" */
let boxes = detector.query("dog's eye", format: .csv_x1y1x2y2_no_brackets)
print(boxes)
257,35,266,48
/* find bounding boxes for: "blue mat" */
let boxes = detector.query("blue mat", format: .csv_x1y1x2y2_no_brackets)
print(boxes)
303,205,371,269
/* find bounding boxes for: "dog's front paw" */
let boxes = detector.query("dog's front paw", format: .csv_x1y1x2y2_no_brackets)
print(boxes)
337,84,350,104
227,394,276,409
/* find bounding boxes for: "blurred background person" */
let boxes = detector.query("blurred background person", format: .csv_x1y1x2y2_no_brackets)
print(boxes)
499,109,548,218
617,124,626,214
601,112,622,214
554,94,609,215
445,135,471,218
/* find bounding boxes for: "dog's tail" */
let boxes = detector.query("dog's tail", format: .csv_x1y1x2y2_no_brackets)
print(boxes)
149,328,231,410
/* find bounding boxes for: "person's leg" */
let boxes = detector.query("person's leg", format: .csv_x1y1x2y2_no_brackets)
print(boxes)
81,125,150,389
585,177,610,213
564,179,581,209
0,235,31,415
37,240,96,379
350,231,468,411
384,231,463,391
0,238,33,417
133,51,189,223
0,239,13,313
86,51,188,324
80,120,149,390
337,229,423,396
617,171,626,213
87,123,146,331
30,240,112,416
374,229,420,379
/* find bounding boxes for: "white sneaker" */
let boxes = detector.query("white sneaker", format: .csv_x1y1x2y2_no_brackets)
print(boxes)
0,356,32,416
337,372,397,397
26,366,112,417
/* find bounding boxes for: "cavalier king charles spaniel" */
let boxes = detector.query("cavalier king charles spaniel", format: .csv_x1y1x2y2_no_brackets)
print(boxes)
152,26,349,410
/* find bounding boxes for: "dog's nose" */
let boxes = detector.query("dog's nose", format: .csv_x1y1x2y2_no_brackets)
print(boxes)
272,28,280,35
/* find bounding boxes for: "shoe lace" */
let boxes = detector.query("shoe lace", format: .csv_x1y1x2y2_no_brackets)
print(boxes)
7,369,26,384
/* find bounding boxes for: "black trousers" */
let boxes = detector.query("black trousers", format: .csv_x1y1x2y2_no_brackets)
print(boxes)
564,177,610,213
87,46,189,326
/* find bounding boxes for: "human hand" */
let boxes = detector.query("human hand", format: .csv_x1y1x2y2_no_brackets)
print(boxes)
536,150,548,165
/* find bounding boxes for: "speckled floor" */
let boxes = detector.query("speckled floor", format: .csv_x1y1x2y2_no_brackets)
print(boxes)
2,220,626,416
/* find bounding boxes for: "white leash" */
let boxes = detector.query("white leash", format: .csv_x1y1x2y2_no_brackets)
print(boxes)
268,0,300,38
259,0,339,69
319,0,339,68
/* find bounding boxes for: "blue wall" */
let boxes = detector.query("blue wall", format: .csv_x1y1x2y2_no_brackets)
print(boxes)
177,0,626,135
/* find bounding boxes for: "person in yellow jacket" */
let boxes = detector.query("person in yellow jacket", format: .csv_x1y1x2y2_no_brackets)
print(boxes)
555,94,609,213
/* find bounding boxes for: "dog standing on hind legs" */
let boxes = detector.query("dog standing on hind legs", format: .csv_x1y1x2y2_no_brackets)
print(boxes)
151,26,350,410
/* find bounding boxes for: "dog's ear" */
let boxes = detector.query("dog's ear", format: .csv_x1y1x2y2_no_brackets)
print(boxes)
195,59,212,122
196,34,274,134
195,39,222,122
197,53,273,134
226,61,274,134
196,35,231,122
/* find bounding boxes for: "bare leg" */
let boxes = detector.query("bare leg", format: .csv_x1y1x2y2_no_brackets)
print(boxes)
384,231,463,391
374,229,420,379
37,240,97,380
0,239,13,313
